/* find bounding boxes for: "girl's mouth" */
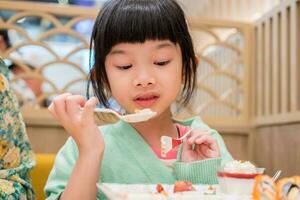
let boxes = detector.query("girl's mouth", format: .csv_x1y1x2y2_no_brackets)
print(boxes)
134,94,159,108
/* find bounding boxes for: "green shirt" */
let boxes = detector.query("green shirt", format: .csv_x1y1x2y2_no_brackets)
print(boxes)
45,117,233,200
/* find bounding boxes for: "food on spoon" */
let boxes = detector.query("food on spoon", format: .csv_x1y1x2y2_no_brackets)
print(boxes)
121,108,156,122
173,181,196,193
252,175,276,200
134,108,153,113
217,160,265,195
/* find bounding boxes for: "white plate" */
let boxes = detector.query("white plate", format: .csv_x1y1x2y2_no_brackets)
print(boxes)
97,183,252,200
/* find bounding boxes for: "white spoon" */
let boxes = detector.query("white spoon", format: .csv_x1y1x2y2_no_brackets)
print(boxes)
94,108,157,123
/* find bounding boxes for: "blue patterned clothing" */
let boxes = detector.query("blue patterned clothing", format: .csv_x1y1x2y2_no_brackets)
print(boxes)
0,60,35,200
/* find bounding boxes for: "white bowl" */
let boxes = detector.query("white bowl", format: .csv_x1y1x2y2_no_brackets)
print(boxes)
217,168,265,195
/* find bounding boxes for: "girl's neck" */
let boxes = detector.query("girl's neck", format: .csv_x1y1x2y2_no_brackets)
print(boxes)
132,108,178,148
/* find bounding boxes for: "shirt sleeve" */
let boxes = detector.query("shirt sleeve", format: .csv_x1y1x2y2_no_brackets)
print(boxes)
44,137,78,200
0,61,35,200
174,122,233,184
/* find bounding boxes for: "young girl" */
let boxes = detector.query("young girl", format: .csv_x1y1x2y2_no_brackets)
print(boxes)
45,0,233,199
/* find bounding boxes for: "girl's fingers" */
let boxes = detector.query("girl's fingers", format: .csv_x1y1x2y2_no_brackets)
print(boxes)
187,129,209,145
206,149,219,157
65,95,86,119
48,103,59,120
181,128,220,160
201,145,219,158
82,97,99,117
195,135,220,157
51,93,72,122
199,144,210,157
182,137,193,151
183,129,209,151
194,135,216,147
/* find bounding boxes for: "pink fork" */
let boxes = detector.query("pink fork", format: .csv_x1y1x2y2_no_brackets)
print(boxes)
160,128,195,157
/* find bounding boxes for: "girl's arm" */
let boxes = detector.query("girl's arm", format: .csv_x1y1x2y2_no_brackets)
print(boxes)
60,146,103,200
48,94,104,200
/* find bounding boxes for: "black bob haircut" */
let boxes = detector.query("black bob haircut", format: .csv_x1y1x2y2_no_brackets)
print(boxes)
88,0,197,107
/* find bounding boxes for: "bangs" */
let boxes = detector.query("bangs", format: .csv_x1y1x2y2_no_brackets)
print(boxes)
103,0,181,50
89,0,197,107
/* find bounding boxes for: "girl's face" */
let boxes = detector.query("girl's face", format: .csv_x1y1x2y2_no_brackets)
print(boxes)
105,40,182,116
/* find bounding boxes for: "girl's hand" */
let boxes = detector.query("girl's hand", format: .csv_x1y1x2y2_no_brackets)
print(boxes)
48,93,104,155
181,129,220,162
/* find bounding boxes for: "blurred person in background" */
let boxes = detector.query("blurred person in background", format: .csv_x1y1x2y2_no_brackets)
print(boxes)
0,59,35,199
0,29,43,107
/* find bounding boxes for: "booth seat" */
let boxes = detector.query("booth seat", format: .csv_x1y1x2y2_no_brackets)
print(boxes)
31,153,56,200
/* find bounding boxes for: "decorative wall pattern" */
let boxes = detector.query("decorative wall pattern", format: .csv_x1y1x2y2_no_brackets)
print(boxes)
0,2,95,108
0,1,252,127
174,28,245,119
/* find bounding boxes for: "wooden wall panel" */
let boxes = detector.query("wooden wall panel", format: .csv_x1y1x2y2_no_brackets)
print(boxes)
290,3,298,112
26,126,68,154
280,9,289,113
264,19,271,116
272,14,280,115
297,1,300,111
257,24,264,116
253,127,274,175
253,123,300,177
221,133,250,161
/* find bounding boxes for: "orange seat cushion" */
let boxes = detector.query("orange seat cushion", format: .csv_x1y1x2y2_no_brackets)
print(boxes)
31,153,56,200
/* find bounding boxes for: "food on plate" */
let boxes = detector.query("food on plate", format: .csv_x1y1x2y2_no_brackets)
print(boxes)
156,184,168,196
203,185,216,195
155,181,196,196
173,181,196,193
217,160,265,195
223,160,257,174
252,175,276,200
276,176,300,200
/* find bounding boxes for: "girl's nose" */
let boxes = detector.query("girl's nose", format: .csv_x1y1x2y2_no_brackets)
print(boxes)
133,69,156,88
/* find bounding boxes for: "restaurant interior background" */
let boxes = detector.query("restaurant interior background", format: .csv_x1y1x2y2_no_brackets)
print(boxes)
0,0,299,198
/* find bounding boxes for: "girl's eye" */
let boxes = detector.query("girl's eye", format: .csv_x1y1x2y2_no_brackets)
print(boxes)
117,65,132,70
154,60,171,66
